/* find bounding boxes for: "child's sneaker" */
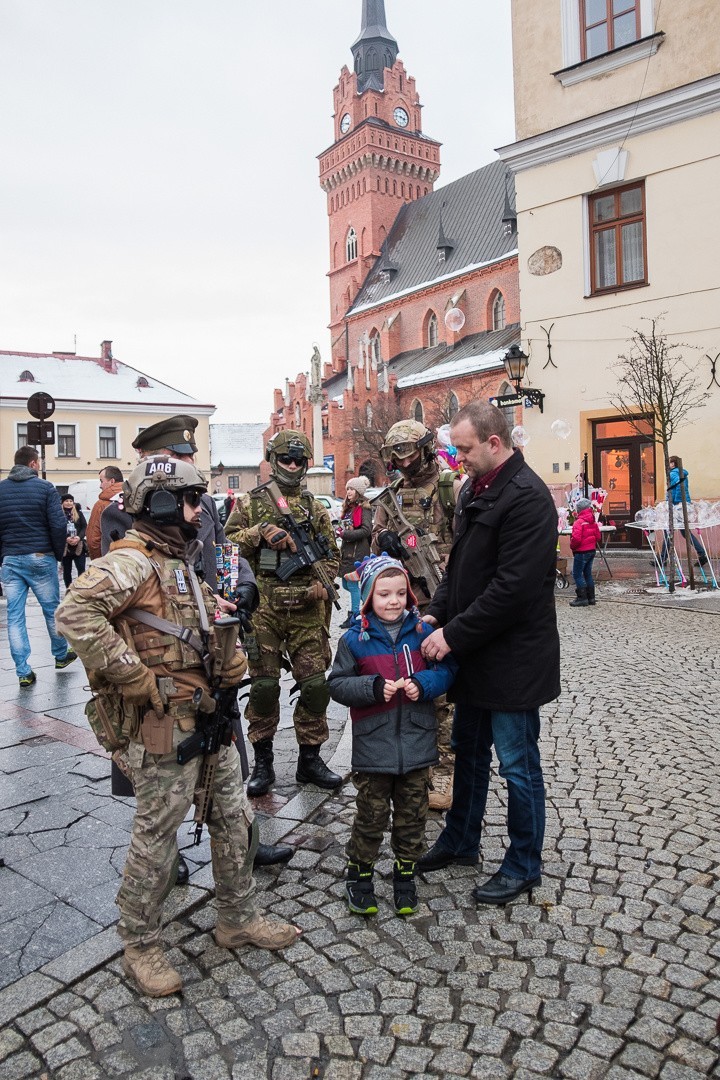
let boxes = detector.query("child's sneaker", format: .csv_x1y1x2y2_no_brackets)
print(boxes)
393,859,418,916
345,861,378,916
19,671,37,688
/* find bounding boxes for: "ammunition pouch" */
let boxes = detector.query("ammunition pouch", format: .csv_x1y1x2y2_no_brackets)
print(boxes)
298,673,331,716
85,691,139,752
248,677,281,717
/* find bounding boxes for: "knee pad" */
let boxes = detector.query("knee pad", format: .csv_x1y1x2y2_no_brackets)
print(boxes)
298,673,331,715
248,678,281,716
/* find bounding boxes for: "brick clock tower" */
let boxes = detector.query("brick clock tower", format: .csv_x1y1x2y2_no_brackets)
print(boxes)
319,0,442,370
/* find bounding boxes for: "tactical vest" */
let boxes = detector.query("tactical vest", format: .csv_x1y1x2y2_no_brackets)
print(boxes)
391,468,455,561
110,537,218,728
247,487,318,578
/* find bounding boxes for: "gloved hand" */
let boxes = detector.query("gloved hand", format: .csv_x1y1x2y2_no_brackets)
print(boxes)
119,663,165,716
260,523,297,551
219,648,248,688
306,581,329,602
377,530,404,560
234,582,259,634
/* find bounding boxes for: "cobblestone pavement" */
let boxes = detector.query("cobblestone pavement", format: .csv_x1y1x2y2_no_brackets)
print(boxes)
1,591,720,1079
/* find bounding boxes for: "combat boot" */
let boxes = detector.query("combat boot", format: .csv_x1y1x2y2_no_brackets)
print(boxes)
393,859,419,916
122,944,182,997
587,585,597,605
428,771,453,811
345,861,378,916
296,744,342,789
247,739,275,797
215,914,299,950
569,587,589,607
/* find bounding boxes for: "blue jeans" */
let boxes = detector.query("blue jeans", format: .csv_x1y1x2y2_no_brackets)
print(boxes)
661,528,705,563
0,554,69,676
436,704,545,879
572,551,595,589
341,576,361,616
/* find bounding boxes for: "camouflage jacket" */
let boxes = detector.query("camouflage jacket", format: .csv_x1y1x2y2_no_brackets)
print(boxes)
225,485,340,589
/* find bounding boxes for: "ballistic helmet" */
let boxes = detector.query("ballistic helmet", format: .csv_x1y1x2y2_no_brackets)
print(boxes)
266,430,312,488
380,420,435,470
123,454,207,523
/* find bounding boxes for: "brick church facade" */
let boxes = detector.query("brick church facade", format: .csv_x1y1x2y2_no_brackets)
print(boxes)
266,1,522,489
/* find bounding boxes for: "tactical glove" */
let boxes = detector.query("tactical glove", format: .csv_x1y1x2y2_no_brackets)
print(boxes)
306,581,329,602
219,648,249,688
260,523,297,551
377,530,404,560
119,662,165,716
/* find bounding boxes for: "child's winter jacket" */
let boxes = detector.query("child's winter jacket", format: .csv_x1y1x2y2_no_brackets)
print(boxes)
570,507,601,553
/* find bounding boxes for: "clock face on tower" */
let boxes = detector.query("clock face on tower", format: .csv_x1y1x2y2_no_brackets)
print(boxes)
393,107,409,128
340,113,351,134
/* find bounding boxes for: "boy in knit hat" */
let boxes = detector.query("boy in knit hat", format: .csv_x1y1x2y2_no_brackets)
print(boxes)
328,555,457,916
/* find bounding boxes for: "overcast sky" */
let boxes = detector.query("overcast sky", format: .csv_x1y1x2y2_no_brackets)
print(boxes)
1,1,515,423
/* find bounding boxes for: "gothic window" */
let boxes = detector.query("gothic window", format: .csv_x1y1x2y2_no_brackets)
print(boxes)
427,312,439,348
333,242,338,269
369,333,381,363
346,227,358,262
401,182,405,197
447,392,460,420
412,399,424,424
492,291,506,331
366,401,373,426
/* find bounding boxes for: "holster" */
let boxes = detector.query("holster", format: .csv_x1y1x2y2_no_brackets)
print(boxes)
140,709,175,755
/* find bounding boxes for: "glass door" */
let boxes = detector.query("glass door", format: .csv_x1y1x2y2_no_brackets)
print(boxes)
593,418,656,547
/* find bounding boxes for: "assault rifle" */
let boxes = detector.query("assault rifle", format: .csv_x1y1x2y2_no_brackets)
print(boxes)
371,487,444,600
257,480,341,609
176,617,246,844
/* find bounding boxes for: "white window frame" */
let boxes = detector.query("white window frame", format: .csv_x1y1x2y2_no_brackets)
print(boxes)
559,0,657,85
56,422,78,459
98,424,120,459
16,421,29,449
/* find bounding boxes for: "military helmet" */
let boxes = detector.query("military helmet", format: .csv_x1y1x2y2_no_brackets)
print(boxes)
266,430,312,487
123,454,207,517
380,419,435,466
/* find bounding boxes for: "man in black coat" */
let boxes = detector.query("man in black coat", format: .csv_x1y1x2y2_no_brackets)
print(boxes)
419,401,560,905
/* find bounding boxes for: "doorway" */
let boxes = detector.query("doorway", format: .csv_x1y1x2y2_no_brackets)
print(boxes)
592,418,655,547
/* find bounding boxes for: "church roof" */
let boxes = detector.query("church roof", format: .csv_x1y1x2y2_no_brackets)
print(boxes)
352,0,399,93
349,159,517,315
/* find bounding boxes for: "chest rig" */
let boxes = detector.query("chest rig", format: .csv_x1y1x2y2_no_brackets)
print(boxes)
392,476,454,559
249,487,317,576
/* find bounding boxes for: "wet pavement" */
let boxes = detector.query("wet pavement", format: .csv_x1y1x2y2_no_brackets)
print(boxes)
1,564,719,1079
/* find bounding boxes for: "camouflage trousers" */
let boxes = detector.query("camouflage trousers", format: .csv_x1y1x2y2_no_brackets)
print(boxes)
433,694,455,779
246,585,331,746
347,768,430,865
117,727,256,948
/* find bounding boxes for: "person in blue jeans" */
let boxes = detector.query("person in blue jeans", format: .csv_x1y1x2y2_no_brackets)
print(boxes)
0,446,77,687
569,498,600,607
661,456,708,568
417,402,560,905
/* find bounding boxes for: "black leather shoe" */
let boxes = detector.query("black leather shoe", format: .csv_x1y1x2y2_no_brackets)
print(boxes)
176,855,190,885
472,870,541,906
254,842,294,867
296,745,342,789
417,840,479,873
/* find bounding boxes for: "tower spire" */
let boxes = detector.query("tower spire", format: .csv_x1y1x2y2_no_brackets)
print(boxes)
352,0,399,93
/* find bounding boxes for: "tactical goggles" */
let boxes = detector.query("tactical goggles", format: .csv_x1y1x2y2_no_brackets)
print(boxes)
182,490,204,508
380,441,419,463
276,453,307,466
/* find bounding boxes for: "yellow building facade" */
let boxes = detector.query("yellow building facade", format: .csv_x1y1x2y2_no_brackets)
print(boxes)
499,0,720,543
0,343,214,493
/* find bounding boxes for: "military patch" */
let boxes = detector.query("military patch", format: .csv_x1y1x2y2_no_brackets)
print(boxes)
144,459,177,476
71,566,115,594
174,568,188,594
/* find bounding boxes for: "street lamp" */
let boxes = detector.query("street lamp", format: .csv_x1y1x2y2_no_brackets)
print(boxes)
502,345,545,413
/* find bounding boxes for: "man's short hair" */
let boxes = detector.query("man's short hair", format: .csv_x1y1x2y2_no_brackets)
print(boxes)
101,466,124,482
451,401,512,449
15,445,40,466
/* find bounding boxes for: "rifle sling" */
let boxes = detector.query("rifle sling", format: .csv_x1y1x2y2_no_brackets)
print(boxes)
125,607,207,660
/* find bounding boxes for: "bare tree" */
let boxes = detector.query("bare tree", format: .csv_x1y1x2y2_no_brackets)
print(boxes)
350,392,405,483
610,315,707,592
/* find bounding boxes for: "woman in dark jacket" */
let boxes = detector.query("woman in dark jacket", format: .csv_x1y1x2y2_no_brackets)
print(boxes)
338,476,372,628
59,494,87,588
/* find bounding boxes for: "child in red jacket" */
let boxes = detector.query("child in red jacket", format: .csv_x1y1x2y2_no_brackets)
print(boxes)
569,498,601,607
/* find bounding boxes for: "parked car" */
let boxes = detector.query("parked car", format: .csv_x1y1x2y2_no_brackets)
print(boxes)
364,487,387,503
212,492,229,524
315,494,344,524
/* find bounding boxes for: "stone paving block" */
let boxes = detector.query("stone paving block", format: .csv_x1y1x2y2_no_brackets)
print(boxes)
0,1051,44,1080
557,1047,609,1079
323,1063,363,1080
0,971,62,1027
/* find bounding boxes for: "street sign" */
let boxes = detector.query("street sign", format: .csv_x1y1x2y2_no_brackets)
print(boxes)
27,421,55,445
489,393,525,408
27,392,56,420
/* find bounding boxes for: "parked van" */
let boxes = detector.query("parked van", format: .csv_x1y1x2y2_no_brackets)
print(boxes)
68,480,101,514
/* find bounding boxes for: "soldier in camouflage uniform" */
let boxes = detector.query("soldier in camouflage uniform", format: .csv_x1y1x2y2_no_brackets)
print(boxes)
372,420,460,811
225,431,342,795
56,456,299,998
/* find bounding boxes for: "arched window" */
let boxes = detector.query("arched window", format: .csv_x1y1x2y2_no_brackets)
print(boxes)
19,370,35,382
346,227,357,262
427,312,439,348
366,401,373,426
369,333,381,363
496,381,515,431
413,399,424,424
492,291,506,331
447,392,460,420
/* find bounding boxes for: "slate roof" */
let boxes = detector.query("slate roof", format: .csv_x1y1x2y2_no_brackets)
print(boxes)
210,423,265,468
0,350,213,409
349,159,516,314
323,324,520,400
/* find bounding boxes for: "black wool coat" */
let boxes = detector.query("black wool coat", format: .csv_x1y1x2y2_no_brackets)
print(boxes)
427,451,561,712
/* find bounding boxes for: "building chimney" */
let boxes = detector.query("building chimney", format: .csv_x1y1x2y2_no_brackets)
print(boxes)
99,340,117,374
